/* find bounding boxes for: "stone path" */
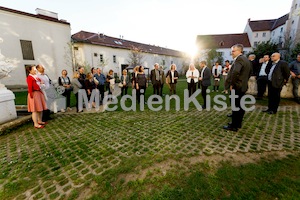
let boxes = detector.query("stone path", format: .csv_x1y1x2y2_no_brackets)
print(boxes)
0,103,299,199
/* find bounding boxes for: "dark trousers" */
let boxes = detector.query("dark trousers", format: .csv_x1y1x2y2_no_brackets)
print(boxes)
137,86,146,103
231,90,246,128
188,81,196,97
292,78,300,99
63,90,71,107
98,85,105,102
201,85,208,108
169,83,176,95
121,86,128,96
267,81,282,113
153,81,161,95
256,76,268,98
42,109,51,122
160,83,164,96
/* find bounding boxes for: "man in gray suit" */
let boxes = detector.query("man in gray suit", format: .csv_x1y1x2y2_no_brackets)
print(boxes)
199,61,211,109
223,44,251,132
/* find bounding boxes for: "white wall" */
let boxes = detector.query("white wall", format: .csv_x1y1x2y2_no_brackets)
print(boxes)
73,43,187,76
0,10,71,87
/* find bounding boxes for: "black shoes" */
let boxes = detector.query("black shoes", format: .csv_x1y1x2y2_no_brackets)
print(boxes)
223,125,238,132
262,109,276,114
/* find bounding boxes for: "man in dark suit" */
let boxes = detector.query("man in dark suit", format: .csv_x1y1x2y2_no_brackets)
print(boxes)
263,52,290,114
248,54,259,76
150,63,162,96
256,55,272,100
223,44,251,132
199,61,211,109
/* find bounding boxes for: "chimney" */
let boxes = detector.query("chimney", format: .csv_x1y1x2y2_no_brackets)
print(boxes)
35,8,58,19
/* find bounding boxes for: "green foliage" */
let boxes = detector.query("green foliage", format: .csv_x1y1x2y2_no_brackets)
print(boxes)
291,43,300,60
207,49,224,67
248,41,278,59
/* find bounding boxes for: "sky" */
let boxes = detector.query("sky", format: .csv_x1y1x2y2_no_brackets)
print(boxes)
0,0,293,55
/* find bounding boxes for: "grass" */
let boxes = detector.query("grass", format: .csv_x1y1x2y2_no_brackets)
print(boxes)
1,79,300,199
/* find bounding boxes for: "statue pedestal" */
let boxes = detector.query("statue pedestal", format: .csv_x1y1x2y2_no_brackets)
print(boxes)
0,88,17,124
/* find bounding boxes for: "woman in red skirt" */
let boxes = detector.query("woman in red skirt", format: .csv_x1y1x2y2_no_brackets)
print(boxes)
26,65,48,129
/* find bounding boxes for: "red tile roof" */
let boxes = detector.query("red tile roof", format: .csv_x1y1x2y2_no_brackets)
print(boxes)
248,14,288,31
0,6,70,25
196,33,251,49
72,31,185,58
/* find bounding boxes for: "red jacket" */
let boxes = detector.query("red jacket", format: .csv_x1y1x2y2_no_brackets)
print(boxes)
26,75,41,98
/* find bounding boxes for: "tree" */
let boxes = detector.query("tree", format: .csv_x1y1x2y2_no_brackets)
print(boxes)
64,42,75,71
207,49,223,68
291,43,300,60
127,46,144,67
97,55,109,72
248,41,278,59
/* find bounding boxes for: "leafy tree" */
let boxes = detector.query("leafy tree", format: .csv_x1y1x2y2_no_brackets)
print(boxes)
290,43,300,60
127,46,144,67
207,49,223,68
248,41,278,59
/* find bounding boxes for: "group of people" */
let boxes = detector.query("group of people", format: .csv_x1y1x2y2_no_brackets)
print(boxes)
26,47,299,131
250,53,300,105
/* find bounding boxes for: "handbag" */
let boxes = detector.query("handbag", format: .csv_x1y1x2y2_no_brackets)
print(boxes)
118,83,123,88
166,75,171,84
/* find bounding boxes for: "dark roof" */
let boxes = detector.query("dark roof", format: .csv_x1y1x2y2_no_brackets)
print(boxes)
271,14,289,30
248,13,288,31
71,31,185,58
0,6,70,25
196,33,251,49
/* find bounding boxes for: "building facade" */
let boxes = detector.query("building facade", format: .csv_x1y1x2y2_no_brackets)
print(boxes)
196,0,300,63
71,31,188,76
0,6,71,88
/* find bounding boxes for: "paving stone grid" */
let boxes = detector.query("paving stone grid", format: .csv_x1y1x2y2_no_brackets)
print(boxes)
0,105,300,199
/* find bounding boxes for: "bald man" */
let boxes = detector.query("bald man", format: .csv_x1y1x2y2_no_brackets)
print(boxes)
263,52,290,114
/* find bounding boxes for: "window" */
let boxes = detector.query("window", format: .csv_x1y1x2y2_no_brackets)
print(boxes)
20,40,34,60
100,54,103,62
255,33,258,38
217,52,224,56
262,32,266,37
171,61,173,64
73,46,78,50
254,42,258,47
292,20,295,24
94,53,98,57
280,27,283,33
162,60,165,65
272,31,275,36
219,41,225,46
295,4,298,9
113,55,116,63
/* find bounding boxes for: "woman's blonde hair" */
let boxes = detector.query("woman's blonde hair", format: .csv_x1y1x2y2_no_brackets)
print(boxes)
122,69,127,75
73,71,80,78
170,64,176,70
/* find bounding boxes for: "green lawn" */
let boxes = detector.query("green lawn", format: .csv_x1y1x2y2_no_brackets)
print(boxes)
2,79,300,199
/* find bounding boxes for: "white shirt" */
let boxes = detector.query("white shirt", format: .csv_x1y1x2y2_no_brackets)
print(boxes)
212,65,222,76
186,69,199,83
268,61,278,81
171,71,175,83
36,72,50,90
259,62,268,76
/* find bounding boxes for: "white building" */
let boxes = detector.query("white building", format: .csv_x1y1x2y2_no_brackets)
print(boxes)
0,6,71,88
196,0,300,63
196,33,252,63
71,31,188,76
